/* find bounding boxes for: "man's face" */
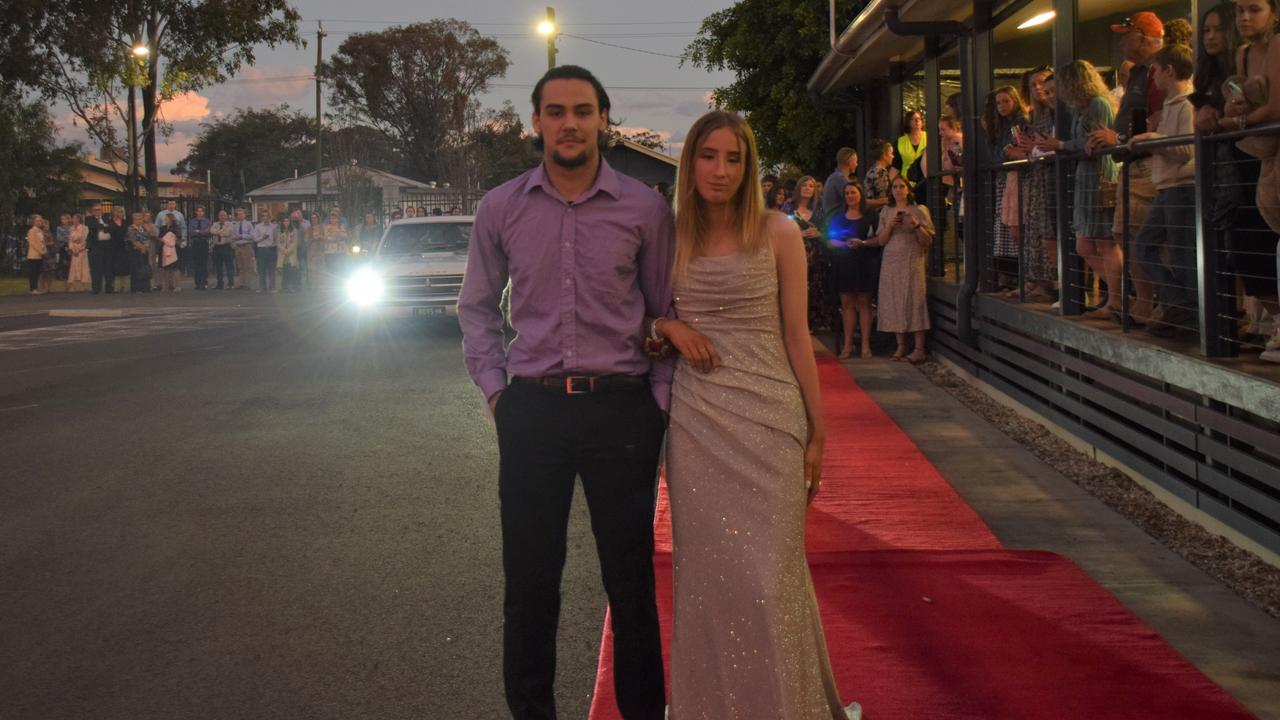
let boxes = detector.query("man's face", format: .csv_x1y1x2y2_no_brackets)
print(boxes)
196,208,205,218
166,201,176,211
848,153,858,174
218,211,228,221
532,78,608,169
762,179,774,195
235,210,245,220
1120,30,1158,63
291,210,302,221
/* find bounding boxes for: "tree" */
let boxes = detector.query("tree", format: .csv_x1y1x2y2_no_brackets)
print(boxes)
322,20,511,185
12,0,301,212
175,106,314,201
0,87,81,262
610,127,668,151
449,102,540,192
684,0,863,173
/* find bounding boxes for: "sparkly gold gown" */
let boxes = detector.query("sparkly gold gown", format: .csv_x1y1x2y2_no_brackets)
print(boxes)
667,247,849,719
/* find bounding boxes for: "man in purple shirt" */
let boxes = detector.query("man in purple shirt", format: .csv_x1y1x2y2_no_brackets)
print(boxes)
459,65,673,720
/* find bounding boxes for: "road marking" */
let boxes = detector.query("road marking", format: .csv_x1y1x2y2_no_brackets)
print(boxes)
4,344,230,374
0,311,261,352
0,404,38,412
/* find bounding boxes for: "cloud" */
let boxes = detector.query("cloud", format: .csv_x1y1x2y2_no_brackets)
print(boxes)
159,91,211,123
203,65,314,109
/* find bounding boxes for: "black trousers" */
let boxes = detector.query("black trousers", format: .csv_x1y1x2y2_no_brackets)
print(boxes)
212,245,235,288
89,241,114,293
26,259,41,290
191,240,209,288
494,381,666,720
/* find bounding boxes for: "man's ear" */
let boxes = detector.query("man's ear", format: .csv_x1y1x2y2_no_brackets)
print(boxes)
531,111,542,136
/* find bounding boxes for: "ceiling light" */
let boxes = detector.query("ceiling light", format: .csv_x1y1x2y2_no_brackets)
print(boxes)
1017,11,1055,30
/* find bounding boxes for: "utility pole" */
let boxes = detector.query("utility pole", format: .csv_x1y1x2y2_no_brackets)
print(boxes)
541,7,558,70
315,20,325,216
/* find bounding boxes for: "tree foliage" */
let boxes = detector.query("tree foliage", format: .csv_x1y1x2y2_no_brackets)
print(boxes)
175,106,314,200
0,88,82,240
610,127,668,152
175,106,417,201
684,0,863,173
5,0,301,211
321,20,511,184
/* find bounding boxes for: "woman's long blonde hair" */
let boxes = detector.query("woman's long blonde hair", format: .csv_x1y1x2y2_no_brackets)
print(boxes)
674,110,767,279
1056,60,1112,111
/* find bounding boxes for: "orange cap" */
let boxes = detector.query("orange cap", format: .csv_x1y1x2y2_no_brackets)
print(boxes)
1111,12,1164,39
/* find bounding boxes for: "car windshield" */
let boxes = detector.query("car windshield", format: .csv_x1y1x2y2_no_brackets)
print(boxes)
380,222,471,254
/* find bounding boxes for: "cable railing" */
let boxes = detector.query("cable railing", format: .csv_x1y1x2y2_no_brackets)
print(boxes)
962,120,1280,362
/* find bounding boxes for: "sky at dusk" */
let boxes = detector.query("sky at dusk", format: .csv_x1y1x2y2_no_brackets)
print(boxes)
58,0,741,176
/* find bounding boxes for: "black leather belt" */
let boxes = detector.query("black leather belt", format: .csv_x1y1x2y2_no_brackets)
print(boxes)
511,374,648,395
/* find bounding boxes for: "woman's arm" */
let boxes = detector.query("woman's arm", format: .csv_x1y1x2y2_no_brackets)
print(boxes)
911,205,935,247
769,213,825,503
1247,40,1280,125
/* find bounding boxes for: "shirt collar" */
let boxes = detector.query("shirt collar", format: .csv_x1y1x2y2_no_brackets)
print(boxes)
524,157,621,203
1163,89,1191,107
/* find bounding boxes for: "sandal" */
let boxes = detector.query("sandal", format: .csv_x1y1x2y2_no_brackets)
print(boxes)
891,351,906,361
906,351,928,364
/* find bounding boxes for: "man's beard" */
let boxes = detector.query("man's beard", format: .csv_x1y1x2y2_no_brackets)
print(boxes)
551,145,591,168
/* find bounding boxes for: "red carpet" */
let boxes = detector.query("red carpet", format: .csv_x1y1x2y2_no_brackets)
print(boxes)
588,356,1255,719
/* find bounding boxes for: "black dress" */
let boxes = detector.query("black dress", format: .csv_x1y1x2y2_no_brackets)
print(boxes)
796,209,839,332
825,212,880,294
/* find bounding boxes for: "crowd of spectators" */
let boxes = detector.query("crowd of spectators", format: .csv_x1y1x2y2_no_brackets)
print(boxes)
21,202,466,296
765,4,1280,364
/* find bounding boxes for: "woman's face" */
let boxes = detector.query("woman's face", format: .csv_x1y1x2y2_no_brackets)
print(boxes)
843,183,862,210
1031,71,1050,102
995,91,1016,118
1203,11,1226,55
1237,0,1276,41
891,178,910,204
1042,78,1057,107
798,178,815,199
773,187,788,205
881,145,895,165
908,112,923,131
693,126,745,206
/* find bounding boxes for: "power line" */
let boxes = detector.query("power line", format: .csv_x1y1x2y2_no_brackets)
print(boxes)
559,33,684,59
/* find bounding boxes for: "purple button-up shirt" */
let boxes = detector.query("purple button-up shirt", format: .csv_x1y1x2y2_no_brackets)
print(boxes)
459,159,676,410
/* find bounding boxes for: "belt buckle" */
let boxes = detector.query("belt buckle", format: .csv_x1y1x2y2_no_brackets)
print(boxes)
564,376,593,394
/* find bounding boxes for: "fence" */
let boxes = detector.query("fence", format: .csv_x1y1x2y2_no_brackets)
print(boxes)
960,121,1280,362
925,120,1280,555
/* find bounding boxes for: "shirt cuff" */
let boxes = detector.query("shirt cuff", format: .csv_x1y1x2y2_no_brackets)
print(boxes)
650,379,672,414
477,370,509,402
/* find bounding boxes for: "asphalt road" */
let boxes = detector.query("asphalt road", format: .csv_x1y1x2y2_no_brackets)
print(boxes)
0,291,609,719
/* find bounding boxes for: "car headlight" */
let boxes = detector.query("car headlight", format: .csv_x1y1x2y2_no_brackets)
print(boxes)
350,245,361,254
346,268,384,306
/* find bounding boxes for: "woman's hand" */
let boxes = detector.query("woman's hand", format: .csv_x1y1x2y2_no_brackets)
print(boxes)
804,434,824,504
657,318,721,373
1195,106,1221,134
801,226,820,240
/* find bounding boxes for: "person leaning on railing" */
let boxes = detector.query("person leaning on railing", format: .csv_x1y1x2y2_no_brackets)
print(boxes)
1007,66,1058,303
1036,60,1121,319
984,85,1028,291
1127,45,1199,337
1213,0,1280,361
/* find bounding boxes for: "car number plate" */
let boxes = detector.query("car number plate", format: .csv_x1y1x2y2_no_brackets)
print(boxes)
416,306,446,317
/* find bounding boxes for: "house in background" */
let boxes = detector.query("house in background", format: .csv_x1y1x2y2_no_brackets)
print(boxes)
604,139,678,188
245,167,468,221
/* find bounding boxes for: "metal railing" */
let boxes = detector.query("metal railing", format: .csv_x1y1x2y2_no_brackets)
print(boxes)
963,120,1280,361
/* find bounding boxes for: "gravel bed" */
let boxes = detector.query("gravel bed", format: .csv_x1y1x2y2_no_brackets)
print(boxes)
915,358,1280,620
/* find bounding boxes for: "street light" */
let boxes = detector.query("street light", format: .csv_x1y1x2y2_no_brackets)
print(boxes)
537,6,557,70
126,42,149,216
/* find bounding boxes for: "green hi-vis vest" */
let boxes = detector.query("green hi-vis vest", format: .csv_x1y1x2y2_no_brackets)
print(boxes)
897,132,927,187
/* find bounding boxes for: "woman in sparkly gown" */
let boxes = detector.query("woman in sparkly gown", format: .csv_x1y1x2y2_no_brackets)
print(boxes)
653,111,860,720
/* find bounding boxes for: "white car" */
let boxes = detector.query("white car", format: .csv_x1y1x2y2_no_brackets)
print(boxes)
347,215,473,315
